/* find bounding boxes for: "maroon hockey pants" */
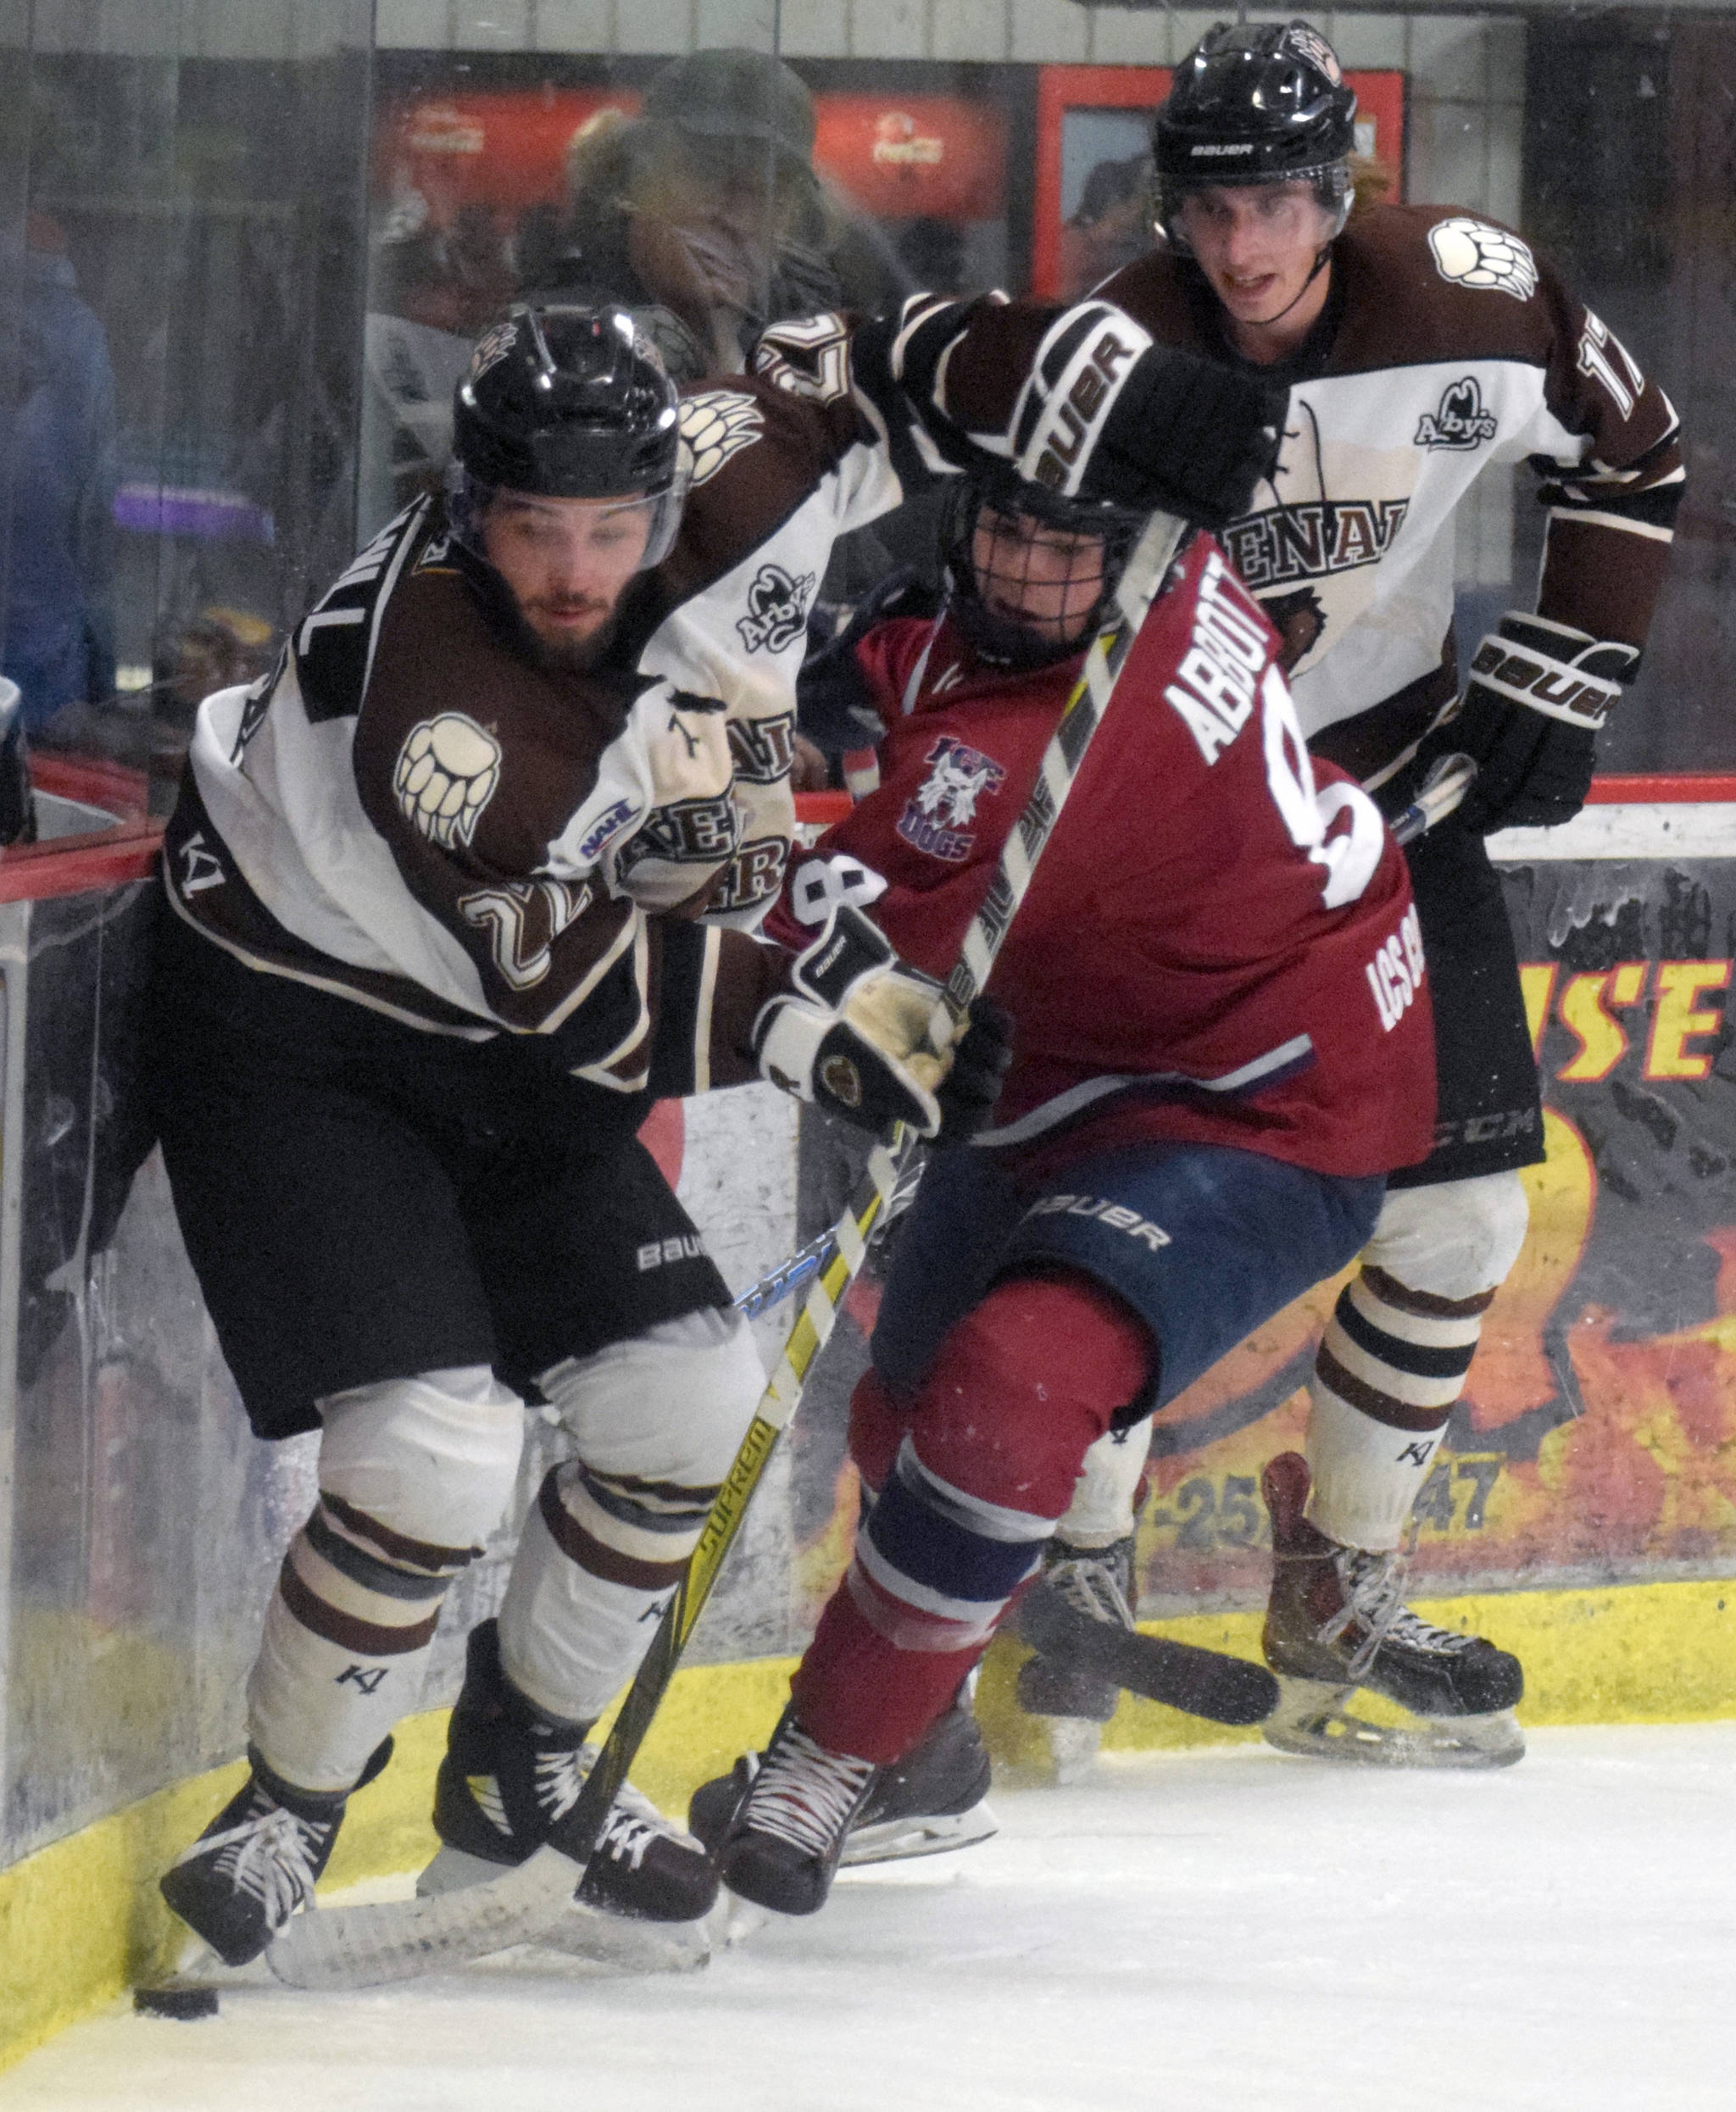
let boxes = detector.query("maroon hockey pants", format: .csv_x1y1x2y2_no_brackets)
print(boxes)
790,1269,1150,1762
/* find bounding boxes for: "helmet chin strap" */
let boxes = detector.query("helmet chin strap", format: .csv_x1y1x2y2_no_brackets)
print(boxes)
1245,242,1334,333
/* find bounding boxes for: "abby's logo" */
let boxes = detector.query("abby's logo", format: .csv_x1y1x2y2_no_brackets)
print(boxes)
896,736,1006,864
737,563,816,655
1416,376,1500,451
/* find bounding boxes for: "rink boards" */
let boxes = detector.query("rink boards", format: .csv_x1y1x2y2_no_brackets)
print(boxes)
3,799,1736,2065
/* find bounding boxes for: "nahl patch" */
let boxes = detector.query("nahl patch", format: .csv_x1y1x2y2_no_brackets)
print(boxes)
897,736,1007,862
1024,1193,1171,1252
1416,376,1500,450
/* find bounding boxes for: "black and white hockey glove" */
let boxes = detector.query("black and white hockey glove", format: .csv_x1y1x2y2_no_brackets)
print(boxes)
1445,612,1639,834
1080,344,1283,531
754,905,1011,1143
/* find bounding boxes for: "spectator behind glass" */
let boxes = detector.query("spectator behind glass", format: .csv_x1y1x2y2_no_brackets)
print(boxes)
0,212,118,735
530,47,906,381
1062,153,1154,301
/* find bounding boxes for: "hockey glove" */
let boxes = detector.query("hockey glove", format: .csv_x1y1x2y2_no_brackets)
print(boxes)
754,904,1006,1140
933,995,1015,1149
1446,612,1638,834
1080,345,1283,531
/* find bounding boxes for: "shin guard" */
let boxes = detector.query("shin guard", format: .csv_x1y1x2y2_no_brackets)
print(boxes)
795,1270,1150,1761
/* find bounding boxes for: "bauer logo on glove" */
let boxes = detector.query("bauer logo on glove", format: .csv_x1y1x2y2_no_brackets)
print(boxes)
1445,609,1639,835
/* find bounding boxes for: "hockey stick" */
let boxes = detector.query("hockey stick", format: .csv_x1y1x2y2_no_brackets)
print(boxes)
1392,751,1476,848
1015,1585,1278,1725
731,1146,926,1323
262,508,1191,1992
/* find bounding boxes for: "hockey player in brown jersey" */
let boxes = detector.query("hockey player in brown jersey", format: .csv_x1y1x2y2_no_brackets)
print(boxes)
147,297,1278,1967
1007,19,1684,1768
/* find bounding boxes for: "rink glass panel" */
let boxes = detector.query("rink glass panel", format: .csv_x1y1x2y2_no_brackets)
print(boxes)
0,4,1734,1870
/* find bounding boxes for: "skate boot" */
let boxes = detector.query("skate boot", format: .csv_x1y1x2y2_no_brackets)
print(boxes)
690,1693,996,1869
715,1704,879,1915
1013,1536,1135,1781
1260,1452,1524,1768
159,1739,390,1968
426,1620,717,1922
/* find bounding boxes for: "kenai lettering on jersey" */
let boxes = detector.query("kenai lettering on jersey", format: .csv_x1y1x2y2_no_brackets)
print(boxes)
1163,552,1271,764
1221,498,1409,592
896,735,1007,862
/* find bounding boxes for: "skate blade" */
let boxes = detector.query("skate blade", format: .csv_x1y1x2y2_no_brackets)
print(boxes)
1033,1714,1102,1786
715,1894,771,1948
1263,1678,1526,1770
417,1845,710,1972
840,1800,999,1868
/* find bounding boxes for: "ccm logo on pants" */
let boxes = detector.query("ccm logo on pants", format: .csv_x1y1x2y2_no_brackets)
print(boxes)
1024,1195,1171,1251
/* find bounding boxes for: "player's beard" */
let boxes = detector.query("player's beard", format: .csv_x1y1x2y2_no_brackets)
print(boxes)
510,597,621,675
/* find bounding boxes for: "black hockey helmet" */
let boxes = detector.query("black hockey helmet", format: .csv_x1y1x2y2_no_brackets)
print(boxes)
1154,20,1356,245
449,303,687,569
940,469,1144,672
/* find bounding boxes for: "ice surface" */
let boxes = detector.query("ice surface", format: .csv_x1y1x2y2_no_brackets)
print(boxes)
5,1722,1734,2112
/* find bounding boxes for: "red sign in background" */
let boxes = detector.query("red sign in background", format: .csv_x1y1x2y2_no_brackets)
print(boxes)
379,87,1008,236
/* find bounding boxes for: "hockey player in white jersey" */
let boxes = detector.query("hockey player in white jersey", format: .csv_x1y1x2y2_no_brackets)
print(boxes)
1004,19,1683,1766
147,296,1277,1965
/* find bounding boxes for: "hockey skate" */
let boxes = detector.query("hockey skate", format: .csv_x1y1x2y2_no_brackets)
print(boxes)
1260,1452,1524,1768
690,1693,996,1870
159,1739,390,1968
1014,1536,1135,1781
715,1704,880,1915
423,1620,718,1926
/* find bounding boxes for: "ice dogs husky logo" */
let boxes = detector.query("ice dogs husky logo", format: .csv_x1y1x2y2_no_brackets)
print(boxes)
897,736,1006,863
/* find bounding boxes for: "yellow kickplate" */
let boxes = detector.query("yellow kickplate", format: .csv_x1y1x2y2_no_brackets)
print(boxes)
4,1579,1733,2070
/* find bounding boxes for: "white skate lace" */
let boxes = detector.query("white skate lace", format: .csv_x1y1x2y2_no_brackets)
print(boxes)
184,1802,328,1929
531,1743,697,1866
743,1725,876,1859
1043,1544,1135,1633
1327,1549,1474,1681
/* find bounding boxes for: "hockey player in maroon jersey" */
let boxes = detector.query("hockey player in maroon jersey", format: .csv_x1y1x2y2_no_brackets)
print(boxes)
147,295,1279,1965
976,19,1685,1767
689,453,1438,1916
